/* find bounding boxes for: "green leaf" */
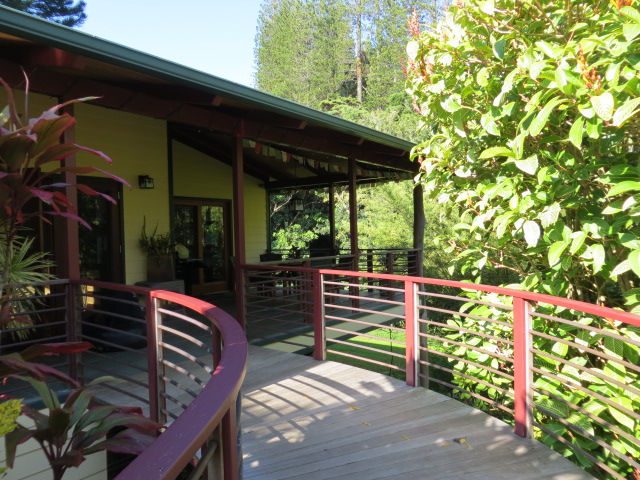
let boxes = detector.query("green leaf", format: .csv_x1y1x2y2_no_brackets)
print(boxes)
493,38,505,60
529,97,567,136
478,146,514,159
554,68,567,88
0,399,22,436
623,22,640,41
441,94,462,113
529,61,546,81
590,92,614,121
569,232,588,255
603,338,625,359
406,40,420,61
627,249,640,276
539,203,561,227
477,67,490,87
536,40,558,59
523,220,540,247
607,180,640,197
608,398,635,430
591,244,605,273
453,110,466,138
568,117,584,149
620,6,640,24
548,241,568,266
612,97,640,127
514,154,538,175
480,114,501,136
611,260,631,277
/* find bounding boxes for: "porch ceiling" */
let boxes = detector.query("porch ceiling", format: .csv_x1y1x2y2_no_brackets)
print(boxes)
0,10,418,191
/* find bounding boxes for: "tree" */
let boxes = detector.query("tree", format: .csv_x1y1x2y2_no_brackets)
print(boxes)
0,0,87,27
405,2,640,476
406,0,640,311
254,0,445,115
254,0,352,107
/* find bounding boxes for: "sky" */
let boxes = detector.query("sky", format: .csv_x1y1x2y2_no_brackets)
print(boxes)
78,0,264,87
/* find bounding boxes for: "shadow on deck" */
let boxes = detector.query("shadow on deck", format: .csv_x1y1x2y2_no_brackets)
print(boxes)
242,346,592,480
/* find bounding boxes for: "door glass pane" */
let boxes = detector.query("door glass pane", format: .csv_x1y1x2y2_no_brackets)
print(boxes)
202,205,225,282
174,205,198,258
78,194,111,280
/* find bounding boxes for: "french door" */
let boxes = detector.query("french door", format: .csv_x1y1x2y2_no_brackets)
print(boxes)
173,199,231,295
77,177,123,282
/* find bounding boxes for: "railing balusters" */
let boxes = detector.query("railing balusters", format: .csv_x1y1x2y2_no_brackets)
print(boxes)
513,296,533,438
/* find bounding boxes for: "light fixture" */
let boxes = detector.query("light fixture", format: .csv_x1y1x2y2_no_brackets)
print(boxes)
138,175,154,189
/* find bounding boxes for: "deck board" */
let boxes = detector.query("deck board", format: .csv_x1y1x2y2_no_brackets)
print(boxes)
242,346,592,480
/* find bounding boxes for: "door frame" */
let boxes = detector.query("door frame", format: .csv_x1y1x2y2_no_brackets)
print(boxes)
173,197,232,294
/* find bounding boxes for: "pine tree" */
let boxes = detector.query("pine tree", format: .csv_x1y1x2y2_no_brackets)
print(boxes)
0,0,87,27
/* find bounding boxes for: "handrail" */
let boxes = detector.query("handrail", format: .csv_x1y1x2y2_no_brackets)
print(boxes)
70,280,248,480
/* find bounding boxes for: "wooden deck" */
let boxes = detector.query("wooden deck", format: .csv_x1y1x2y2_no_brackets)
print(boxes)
242,346,592,480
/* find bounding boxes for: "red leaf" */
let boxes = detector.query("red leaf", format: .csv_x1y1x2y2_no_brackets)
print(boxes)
20,342,94,359
30,115,76,156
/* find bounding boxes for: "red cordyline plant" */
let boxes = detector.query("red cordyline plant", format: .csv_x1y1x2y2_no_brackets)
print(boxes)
0,74,129,329
0,76,158,479
0,342,162,480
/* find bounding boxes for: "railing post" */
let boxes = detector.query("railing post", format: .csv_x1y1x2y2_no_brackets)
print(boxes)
146,292,163,424
404,280,418,387
313,271,326,361
513,297,533,438
222,399,239,480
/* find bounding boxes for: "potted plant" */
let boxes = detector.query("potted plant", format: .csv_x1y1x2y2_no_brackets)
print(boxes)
139,217,175,282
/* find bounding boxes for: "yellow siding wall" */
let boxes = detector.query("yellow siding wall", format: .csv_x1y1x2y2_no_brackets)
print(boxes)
74,103,169,284
1,89,267,281
172,141,267,263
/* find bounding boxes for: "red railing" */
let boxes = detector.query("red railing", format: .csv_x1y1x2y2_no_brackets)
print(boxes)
0,279,247,480
242,265,640,480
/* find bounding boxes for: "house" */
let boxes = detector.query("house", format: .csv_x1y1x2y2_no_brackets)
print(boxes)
0,6,423,327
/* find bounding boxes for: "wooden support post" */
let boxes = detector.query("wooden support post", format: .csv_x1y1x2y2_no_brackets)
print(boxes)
232,133,246,329
348,159,360,309
329,183,336,255
513,297,533,438
57,102,80,280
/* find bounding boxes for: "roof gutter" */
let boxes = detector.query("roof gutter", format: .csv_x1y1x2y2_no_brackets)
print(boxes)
0,7,416,153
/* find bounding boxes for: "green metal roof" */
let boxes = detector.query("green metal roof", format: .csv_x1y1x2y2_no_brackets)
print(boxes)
0,6,415,153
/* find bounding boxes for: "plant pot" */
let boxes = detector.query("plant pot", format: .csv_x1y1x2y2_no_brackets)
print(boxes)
147,255,175,282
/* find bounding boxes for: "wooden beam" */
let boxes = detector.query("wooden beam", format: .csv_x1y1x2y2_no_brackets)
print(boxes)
26,47,86,69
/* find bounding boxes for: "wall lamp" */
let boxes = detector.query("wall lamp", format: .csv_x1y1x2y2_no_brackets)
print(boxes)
138,175,155,189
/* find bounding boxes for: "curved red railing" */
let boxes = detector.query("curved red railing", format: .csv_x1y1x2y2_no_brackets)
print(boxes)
114,289,247,479
72,280,248,480
242,264,640,480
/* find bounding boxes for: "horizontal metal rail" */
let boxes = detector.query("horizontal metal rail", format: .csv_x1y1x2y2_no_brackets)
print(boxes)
241,264,640,480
